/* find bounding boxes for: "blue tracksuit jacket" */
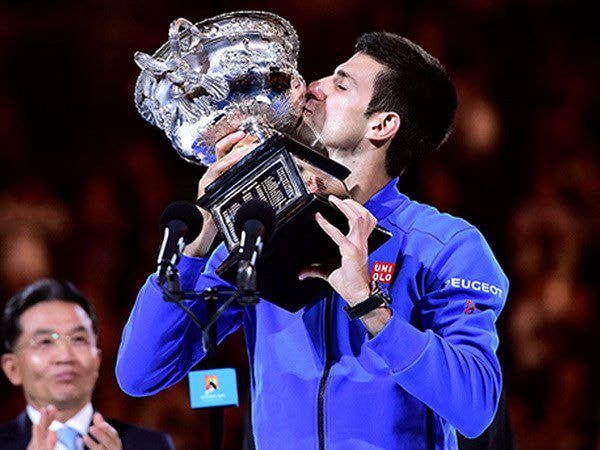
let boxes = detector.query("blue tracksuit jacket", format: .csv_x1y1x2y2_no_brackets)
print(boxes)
116,178,508,449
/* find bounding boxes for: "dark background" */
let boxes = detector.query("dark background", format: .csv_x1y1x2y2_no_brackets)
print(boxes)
1,1,598,448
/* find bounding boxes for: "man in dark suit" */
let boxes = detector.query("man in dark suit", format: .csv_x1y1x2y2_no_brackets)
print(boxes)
0,279,175,450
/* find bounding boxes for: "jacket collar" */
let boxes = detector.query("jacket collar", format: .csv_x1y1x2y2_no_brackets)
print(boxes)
363,177,406,222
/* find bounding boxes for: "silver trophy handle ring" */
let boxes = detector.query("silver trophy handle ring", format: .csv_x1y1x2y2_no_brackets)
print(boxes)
168,18,201,57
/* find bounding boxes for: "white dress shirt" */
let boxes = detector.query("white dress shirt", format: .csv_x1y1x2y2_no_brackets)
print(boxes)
26,403,93,450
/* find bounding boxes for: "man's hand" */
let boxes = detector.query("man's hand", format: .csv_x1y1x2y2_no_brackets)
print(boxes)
184,131,260,257
27,405,57,450
299,195,392,334
299,195,375,303
83,412,122,450
197,131,260,198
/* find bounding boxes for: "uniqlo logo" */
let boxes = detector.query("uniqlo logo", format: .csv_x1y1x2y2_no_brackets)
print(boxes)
371,262,395,284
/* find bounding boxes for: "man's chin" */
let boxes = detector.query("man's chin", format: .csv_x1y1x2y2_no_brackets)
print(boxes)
49,387,90,408
291,118,326,153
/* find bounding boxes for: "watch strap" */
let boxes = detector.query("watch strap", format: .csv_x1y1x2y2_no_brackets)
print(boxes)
344,282,390,320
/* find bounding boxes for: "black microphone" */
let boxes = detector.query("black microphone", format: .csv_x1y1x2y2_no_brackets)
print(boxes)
157,200,203,285
234,199,277,297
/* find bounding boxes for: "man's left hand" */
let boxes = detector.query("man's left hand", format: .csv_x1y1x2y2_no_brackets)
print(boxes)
83,413,122,450
299,195,375,304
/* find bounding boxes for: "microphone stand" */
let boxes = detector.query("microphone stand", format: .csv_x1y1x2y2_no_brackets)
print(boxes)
237,260,260,306
159,265,258,450
205,287,223,450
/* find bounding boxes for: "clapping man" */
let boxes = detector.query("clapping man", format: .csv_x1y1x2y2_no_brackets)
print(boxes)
1,279,175,450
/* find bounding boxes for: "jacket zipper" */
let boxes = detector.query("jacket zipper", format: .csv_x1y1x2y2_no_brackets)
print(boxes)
318,294,333,450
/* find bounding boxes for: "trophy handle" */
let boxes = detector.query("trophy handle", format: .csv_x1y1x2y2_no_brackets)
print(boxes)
168,18,202,57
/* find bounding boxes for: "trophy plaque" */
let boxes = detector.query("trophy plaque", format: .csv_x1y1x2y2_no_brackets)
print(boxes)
134,11,391,311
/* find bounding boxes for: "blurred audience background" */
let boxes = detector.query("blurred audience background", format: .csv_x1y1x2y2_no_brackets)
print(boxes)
1,0,598,448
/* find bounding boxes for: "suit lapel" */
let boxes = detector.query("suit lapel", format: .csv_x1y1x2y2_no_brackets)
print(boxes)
14,411,33,449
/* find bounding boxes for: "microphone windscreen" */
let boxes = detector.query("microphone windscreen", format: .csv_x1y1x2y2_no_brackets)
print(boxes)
234,199,277,240
159,200,204,242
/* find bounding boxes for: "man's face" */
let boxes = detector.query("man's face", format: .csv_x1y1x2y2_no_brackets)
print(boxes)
303,52,385,151
1,300,101,411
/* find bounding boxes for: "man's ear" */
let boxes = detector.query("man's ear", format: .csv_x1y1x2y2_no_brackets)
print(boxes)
365,112,401,143
93,346,102,375
95,347,102,366
1,353,23,386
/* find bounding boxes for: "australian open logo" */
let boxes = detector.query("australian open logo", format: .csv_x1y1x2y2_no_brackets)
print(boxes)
205,375,219,393
201,374,226,401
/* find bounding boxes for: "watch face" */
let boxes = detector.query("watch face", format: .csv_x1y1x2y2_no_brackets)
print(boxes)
369,281,391,303
374,281,392,304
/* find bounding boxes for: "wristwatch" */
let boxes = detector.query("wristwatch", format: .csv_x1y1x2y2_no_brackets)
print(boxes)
344,281,391,320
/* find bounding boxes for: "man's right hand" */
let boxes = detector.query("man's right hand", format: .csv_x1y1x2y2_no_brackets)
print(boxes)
27,405,57,450
184,130,259,258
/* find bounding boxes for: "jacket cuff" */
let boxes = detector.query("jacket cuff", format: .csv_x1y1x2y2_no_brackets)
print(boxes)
365,315,432,373
177,253,208,291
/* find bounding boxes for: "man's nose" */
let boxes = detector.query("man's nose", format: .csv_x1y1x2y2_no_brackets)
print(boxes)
307,79,326,101
52,339,76,360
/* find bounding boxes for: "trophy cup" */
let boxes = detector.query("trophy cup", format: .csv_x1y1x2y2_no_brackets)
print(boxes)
134,11,390,311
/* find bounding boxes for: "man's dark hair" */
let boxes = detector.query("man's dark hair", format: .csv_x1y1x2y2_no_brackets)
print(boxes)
1,279,98,353
355,32,457,177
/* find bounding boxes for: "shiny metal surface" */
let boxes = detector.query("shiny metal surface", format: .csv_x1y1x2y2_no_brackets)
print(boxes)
134,11,306,166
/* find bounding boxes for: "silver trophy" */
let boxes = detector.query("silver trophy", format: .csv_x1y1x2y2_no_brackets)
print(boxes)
134,11,308,166
134,11,389,311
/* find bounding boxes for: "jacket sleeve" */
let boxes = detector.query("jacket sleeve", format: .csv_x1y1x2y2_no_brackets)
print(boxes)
365,228,508,438
116,246,244,396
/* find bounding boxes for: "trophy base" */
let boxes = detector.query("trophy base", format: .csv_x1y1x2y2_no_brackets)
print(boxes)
216,194,391,312
197,133,392,312
196,133,352,250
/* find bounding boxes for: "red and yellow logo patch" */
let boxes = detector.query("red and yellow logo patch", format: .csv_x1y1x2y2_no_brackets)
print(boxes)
464,300,476,315
205,375,219,392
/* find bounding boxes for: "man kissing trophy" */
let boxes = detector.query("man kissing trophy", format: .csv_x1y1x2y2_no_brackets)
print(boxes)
134,11,389,310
